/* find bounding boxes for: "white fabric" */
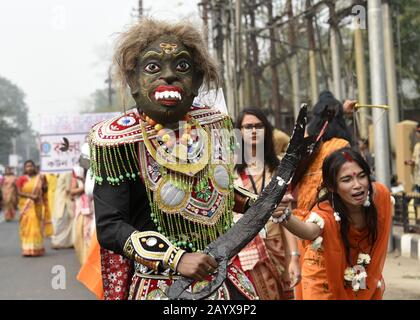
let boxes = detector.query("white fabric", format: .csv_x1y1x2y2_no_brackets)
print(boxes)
84,169,95,196
193,87,228,115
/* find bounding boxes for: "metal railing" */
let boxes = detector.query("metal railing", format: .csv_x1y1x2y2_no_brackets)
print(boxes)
392,192,420,234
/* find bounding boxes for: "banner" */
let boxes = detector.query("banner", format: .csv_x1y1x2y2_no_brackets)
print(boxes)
39,112,119,173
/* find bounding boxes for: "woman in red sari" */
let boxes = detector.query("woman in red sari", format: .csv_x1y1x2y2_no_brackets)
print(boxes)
16,160,49,257
273,148,392,299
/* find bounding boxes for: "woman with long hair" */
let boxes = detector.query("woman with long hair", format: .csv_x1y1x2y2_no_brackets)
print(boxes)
292,90,352,299
233,108,301,300
16,160,49,256
273,148,392,299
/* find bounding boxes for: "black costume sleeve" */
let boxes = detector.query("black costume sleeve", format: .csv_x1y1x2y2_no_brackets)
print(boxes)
94,174,186,272
94,179,136,254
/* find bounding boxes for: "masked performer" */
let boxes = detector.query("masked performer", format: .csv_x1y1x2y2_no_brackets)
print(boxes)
89,19,259,300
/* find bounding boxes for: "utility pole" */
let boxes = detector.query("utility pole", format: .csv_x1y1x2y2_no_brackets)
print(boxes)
138,0,143,20
368,0,392,251
368,0,391,186
382,0,399,153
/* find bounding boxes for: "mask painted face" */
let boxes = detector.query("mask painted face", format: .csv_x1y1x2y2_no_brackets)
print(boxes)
335,161,369,209
132,35,202,125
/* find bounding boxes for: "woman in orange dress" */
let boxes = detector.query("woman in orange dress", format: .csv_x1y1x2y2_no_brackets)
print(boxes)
292,91,351,299
273,148,391,299
16,160,49,257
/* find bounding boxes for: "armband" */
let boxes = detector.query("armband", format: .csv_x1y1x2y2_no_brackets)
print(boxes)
123,230,186,272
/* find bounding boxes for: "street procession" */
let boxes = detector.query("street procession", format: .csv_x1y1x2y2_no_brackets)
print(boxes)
0,0,419,306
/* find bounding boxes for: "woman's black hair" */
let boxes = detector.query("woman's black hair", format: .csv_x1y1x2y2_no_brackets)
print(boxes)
307,90,352,144
23,160,36,167
234,108,279,173
317,147,378,264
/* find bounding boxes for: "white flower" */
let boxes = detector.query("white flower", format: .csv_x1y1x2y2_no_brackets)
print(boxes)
333,211,341,222
107,272,117,282
306,212,325,229
357,253,371,265
354,271,367,281
352,282,360,292
344,267,356,281
352,265,368,291
311,236,323,250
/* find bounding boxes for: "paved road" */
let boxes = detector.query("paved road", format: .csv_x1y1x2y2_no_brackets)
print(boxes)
0,216,95,300
383,252,420,300
0,211,419,300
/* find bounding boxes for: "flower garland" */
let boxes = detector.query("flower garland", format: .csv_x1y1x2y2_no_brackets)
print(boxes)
306,212,325,250
344,252,371,292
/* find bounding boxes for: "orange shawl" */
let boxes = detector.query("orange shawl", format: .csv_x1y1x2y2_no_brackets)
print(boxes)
77,230,104,299
293,137,349,299
302,182,391,299
294,138,350,215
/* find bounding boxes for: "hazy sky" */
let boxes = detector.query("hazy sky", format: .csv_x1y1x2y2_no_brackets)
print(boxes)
0,0,200,131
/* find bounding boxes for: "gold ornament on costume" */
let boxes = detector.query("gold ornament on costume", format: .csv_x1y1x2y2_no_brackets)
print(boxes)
160,43,178,54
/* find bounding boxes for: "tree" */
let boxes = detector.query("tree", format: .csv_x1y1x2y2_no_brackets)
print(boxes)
392,0,420,110
0,76,38,166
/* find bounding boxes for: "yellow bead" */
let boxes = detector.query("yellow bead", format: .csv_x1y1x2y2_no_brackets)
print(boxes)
162,134,171,142
154,124,163,131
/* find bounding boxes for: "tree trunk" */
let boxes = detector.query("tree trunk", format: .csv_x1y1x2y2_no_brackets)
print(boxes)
287,0,300,119
247,0,262,108
267,0,282,128
328,1,343,100
306,0,319,106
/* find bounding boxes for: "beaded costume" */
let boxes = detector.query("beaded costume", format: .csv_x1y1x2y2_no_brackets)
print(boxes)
90,105,258,300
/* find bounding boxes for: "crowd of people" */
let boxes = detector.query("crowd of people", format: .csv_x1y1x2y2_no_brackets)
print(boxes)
0,155,95,265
